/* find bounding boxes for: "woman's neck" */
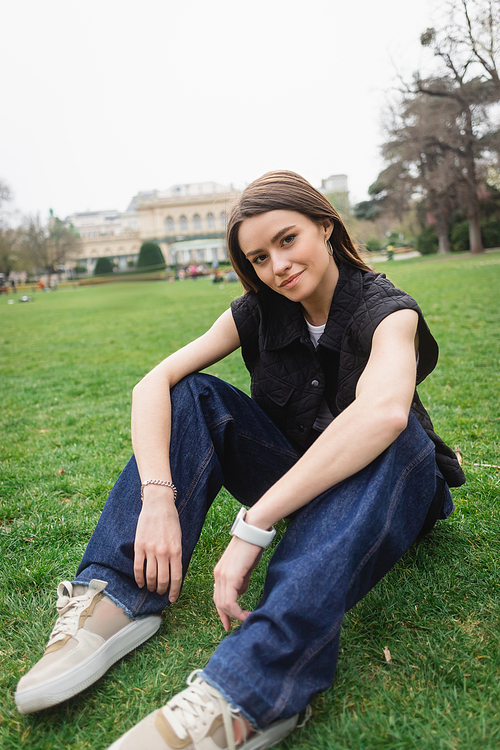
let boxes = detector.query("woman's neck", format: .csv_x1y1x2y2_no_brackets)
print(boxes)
301,261,339,326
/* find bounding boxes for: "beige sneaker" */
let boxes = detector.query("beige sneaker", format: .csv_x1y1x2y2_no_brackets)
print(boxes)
107,671,299,750
15,579,161,714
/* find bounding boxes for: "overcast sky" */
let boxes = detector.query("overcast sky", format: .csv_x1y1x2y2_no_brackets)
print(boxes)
1,0,438,221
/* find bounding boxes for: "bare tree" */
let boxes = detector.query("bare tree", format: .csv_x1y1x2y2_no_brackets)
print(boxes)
19,214,49,275
358,1,500,253
0,179,19,275
47,216,79,271
417,0,500,253
383,93,467,254
0,179,11,208
0,227,20,275
20,213,79,279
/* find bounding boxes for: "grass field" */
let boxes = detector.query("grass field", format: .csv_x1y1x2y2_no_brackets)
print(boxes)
1,251,499,749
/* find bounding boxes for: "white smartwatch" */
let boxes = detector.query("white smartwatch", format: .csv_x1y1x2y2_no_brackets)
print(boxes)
230,507,276,548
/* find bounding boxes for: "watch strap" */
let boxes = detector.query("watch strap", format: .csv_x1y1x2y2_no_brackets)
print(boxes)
230,507,276,548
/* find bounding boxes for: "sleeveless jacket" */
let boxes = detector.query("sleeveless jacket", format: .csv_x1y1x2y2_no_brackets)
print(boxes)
231,261,465,488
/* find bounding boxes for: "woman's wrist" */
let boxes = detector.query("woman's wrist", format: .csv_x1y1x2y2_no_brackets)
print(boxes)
141,482,177,504
230,507,276,547
245,504,278,531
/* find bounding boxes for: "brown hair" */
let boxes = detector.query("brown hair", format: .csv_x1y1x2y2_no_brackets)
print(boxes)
226,170,371,293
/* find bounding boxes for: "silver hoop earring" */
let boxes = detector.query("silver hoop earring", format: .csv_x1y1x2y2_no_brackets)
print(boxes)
325,240,333,257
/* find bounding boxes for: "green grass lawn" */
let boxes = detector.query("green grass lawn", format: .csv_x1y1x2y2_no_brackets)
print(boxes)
1,252,499,749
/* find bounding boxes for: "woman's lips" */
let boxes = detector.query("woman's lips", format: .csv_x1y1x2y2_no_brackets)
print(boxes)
280,271,303,289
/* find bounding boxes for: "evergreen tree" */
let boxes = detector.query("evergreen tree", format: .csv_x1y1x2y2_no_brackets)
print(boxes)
94,257,114,275
137,242,165,269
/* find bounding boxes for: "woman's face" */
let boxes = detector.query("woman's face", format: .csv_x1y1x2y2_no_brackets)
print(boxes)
238,210,336,306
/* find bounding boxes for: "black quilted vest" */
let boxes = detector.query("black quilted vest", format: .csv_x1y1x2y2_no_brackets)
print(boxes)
231,261,465,488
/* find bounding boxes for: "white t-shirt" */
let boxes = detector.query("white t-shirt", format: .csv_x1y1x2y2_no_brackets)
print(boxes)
305,319,335,432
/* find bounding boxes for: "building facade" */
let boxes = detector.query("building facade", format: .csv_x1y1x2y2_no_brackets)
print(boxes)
67,183,239,273
67,176,349,273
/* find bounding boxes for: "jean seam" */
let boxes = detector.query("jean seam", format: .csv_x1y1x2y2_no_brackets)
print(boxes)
261,614,344,725
175,415,298,519
345,441,435,591
176,443,217,516
205,413,233,431
234,427,299,459
205,412,298,460
176,412,234,516
261,439,435,724
131,588,150,617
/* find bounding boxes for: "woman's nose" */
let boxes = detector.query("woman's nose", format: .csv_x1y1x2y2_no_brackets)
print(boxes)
272,253,292,276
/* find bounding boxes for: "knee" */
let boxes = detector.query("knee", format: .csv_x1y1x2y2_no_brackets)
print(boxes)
171,372,216,399
171,373,233,411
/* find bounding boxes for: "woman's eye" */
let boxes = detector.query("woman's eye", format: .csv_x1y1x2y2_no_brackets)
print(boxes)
254,254,267,265
282,235,295,246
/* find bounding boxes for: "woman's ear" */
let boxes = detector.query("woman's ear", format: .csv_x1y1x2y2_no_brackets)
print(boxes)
322,219,334,241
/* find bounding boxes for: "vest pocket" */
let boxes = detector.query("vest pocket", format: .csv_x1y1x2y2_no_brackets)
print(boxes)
252,379,295,407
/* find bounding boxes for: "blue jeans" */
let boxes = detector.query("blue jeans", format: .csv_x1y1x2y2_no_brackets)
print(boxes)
75,373,452,728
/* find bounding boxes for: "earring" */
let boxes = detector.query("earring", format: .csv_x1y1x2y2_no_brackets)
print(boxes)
325,239,333,256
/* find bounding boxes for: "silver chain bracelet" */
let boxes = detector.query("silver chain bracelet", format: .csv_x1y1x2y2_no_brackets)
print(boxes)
140,479,177,502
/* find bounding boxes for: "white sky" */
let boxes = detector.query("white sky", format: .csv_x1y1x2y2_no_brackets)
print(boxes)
1,0,438,220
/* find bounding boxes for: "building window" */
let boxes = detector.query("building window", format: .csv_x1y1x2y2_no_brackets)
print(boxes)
219,211,226,228
166,216,174,231
193,214,201,229
206,212,215,228
180,215,188,230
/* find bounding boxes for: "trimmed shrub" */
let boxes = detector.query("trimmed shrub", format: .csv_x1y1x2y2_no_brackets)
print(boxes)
74,265,87,275
94,257,115,275
365,237,383,253
450,219,500,253
482,219,500,249
450,221,470,253
137,242,166,269
417,226,439,255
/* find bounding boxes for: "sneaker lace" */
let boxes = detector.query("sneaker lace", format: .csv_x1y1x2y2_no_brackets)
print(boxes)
46,580,104,648
296,704,313,728
162,670,241,750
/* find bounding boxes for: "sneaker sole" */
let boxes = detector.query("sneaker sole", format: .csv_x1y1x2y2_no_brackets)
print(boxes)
107,711,298,750
243,714,299,750
15,614,162,714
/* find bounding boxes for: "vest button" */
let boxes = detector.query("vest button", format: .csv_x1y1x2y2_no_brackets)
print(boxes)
311,379,319,387
298,424,304,432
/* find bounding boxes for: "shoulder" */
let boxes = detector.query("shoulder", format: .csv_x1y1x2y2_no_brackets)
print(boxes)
230,293,266,371
363,269,419,311
231,290,261,316
351,270,419,334
347,267,438,383
231,291,261,339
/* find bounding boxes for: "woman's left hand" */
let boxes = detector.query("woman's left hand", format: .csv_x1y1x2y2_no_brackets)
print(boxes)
213,536,263,631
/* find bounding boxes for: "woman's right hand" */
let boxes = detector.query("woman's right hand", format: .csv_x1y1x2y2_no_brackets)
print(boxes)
133,486,183,601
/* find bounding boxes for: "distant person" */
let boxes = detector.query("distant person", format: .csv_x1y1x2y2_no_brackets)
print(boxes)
10,278,16,293
16,171,464,750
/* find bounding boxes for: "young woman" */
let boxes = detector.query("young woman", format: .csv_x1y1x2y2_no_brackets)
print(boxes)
15,171,464,750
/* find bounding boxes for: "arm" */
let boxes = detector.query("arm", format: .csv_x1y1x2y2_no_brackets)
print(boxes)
132,308,240,600
213,308,419,629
